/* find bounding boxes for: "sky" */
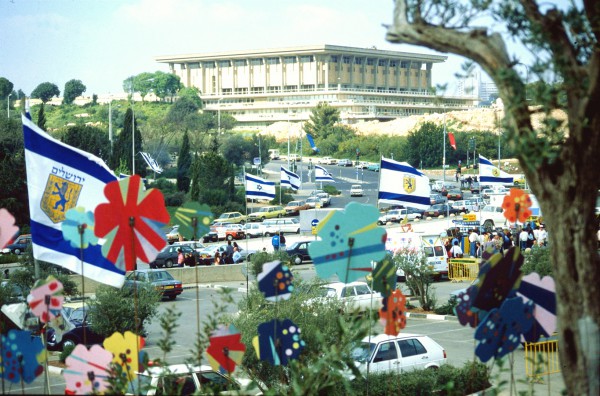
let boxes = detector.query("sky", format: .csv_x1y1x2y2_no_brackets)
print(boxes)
1,0,479,97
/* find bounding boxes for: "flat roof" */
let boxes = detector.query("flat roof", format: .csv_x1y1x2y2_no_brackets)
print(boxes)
156,44,447,64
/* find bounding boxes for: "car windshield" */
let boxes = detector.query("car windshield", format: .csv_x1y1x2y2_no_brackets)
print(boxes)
351,342,376,363
317,287,337,298
149,271,175,282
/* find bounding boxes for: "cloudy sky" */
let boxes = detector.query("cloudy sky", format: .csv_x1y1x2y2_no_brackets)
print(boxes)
1,0,475,96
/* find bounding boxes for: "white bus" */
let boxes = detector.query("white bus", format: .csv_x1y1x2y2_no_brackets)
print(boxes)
268,149,280,160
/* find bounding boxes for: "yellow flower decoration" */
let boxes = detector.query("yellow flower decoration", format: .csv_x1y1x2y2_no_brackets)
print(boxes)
103,331,145,380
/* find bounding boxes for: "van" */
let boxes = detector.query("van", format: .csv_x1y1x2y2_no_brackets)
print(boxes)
385,231,448,279
262,218,301,235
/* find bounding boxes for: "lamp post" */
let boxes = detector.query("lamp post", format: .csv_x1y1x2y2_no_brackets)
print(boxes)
218,97,223,134
108,95,113,152
7,92,11,118
131,88,136,174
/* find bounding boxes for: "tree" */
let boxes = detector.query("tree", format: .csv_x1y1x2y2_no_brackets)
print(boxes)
61,125,111,163
176,131,192,192
110,108,146,176
63,79,86,105
133,72,155,102
189,152,231,205
153,71,182,101
36,103,47,131
0,77,13,99
303,102,340,140
386,2,599,393
30,82,60,103
0,116,29,226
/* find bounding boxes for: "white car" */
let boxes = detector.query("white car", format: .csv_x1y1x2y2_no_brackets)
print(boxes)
377,209,420,225
351,333,447,374
350,185,364,197
315,192,331,206
262,218,301,235
355,161,370,169
318,157,335,165
305,197,321,208
309,282,381,314
244,222,268,238
479,204,508,231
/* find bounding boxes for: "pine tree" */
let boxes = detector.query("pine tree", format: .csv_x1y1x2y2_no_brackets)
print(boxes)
37,103,46,131
176,131,192,192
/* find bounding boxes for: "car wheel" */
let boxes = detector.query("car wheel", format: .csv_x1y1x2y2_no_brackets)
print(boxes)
14,248,21,255
261,217,266,221
168,295,177,300
240,220,246,225
296,228,300,234
293,255,302,265
62,338,77,350
165,259,174,268
226,235,233,241
265,232,271,237
277,214,282,218
246,254,253,262
150,263,157,269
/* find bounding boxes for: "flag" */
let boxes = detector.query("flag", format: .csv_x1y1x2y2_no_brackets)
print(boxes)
378,157,431,209
448,132,457,150
479,155,514,185
22,115,125,287
306,134,319,153
314,165,335,183
245,174,276,200
280,166,301,191
140,152,163,174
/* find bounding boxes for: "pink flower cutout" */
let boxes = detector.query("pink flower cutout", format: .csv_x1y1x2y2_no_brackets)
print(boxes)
0,208,19,249
27,276,64,323
64,344,112,394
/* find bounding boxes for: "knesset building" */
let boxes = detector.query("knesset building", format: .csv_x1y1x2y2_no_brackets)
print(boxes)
156,44,476,130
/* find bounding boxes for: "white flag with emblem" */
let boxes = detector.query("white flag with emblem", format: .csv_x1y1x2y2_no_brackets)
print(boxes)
479,155,514,185
378,157,431,209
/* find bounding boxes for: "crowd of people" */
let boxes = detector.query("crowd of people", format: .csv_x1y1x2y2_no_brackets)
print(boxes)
444,222,549,259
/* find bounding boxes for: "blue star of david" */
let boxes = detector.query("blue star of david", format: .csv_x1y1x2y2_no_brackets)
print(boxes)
257,185,263,190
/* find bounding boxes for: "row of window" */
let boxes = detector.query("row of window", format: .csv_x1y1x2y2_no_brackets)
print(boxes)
198,57,424,69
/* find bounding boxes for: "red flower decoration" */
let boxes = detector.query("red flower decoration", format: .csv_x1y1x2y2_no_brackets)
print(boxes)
379,289,407,336
94,175,170,271
502,188,532,223
206,325,246,374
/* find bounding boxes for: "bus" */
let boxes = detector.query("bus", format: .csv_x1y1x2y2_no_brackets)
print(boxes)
268,149,280,160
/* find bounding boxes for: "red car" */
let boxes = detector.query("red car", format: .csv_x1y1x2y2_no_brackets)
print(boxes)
446,189,464,201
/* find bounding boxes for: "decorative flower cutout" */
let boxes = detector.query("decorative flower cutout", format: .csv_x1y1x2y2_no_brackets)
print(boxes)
517,273,557,342
371,257,397,297
1,330,45,383
103,331,146,380
94,175,170,271
64,344,112,394
379,289,407,336
257,260,294,302
62,206,98,249
0,208,19,249
454,287,484,328
308,202,386,283
471,247,523,312
475,297,534,362
252,319,305,366
174,202,213,240
502,188,532,224
49,314,74,344
206,324,246,374
27,275,64,323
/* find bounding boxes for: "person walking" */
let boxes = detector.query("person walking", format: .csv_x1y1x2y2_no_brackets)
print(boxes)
519,227,529,250
226,240,234,257
177,248,185,267
468,229,479,257
450,240,463,258
214,252,222,265
279,233,286,251
271,233,280,251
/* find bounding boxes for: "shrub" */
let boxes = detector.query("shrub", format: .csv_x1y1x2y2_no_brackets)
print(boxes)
521,245,552,276
59,344,75,364
434,296,458,315
164,191,186,207
0,254,19,264
248,250,290,277
322,184,341,196
393,249,437,311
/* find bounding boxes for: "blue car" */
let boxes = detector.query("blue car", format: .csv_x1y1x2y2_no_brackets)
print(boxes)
367,163,380,172
2,234,31,255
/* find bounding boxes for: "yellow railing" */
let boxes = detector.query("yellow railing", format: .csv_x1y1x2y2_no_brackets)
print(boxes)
525,338,561,377
448,259,480,282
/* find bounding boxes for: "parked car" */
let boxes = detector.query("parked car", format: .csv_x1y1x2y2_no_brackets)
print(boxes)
451,200,469,213
479,205,508,231
247,205,286,222
2,234,31,255
47,304,104,351
165,226,181,244
171,241,206,252
244,222,268,238
355,161,370,169
310,282,382,314
318,157,336,165
124,269,183,300
203,223,246,242
367,163,380,172
305,197,322,208
350,185,364,197
315,192,331,207
424,204,459,217
285,240,314,264
284,200,311,216
150,244,200,268
351,333,447,374
212,212,247,225
262,218,301,235
430,193,446,205
197,244,255,265
377,208,421,225
0,281,26,303
446,189,463,201
131,364,260,396
337,159,352,166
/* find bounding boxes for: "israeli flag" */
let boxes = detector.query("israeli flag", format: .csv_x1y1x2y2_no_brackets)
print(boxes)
378,157,431,209
140,152,163,174
22,114,125,287
479,155,514,185
315,165,335,183
245,174,276,200
280,166,301,191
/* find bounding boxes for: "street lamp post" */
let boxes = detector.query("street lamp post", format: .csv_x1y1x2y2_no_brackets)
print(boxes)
218,97,223,134
7,92,11,118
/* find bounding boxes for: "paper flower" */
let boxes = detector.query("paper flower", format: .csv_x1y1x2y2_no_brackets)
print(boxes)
517,273,557,342
475,297,534,362
454,287,484,328
0,208,19,249
48,314,74,344
173,202,213,240
62,206,98,249
257,260,294,301
471,247,523,312
205,324,246,374
252,319,305,366
27,275,64,323
94,175,170,271
1,330,45,383
308,202,386,283
63,344,112,394
103,331,146,380
379,289,407,336
502,188,532,223
371,257,397,297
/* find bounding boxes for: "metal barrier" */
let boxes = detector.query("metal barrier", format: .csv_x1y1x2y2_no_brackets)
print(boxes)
525,338,561,377
448,258,480,282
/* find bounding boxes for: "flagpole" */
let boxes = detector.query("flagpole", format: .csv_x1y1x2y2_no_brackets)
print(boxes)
442,112,446,187
376,155,383,211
